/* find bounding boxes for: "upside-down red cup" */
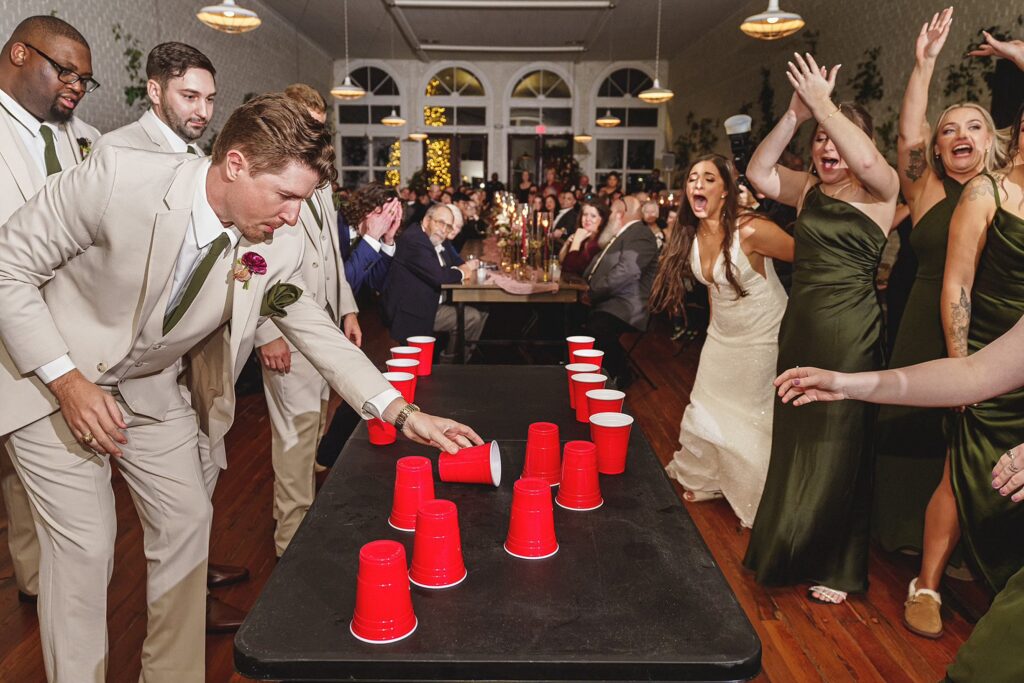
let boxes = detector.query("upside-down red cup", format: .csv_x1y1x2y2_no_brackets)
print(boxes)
504,477,559,559
556,441,603,511
523,422,560,486
391,345,423,368
586,389,625,419
409,499,467,589
565,362,600,409
566,335,595,359
406,336,435,376
439,441,501,487
572,373,606,423
589,412,634,475
389,456,435,531
383,371,416,404
571,348,605,369
350,540,418,643
367,418,397,446
385,358,420,398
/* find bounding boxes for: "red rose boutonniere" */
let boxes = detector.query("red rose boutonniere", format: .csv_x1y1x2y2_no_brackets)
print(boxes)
77,137,92,158
233,252,267,290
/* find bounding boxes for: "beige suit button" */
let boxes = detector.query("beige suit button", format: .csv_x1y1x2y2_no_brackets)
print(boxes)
134,361,146,368
152,343,164,350
320,233,327,241
312,262,319,268
96,362,107,372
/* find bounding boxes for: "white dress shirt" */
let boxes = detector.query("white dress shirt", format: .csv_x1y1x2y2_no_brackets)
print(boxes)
144,109,189,153
0,87,60,178
347,225,396,256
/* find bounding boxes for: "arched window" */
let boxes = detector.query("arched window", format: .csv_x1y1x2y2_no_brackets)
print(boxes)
422,66,488,187
335,65,402,188
425,67,485,97
593,67,660,191
511,70,570,99
508,69,572,128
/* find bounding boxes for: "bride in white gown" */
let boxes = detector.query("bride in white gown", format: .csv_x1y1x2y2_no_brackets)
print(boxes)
651,155,793,527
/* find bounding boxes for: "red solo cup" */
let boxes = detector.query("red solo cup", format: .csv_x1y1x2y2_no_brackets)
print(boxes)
409,499,467,589
566,335,595,359
367,418,396,446
556,441,603,511
350,540,418,644
572,373,606,423
571,348,605,369
504,477,559,559
439,441,501,487
565,362,600,409
586,388,625,419
523,422,560,486
383,371,416,404
385,359,420,398
589,412,634,475
389,456,435,532
406,336,436,376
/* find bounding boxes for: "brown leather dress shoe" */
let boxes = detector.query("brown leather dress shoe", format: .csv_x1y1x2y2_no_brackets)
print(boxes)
206,595,247,634
207,562,250,588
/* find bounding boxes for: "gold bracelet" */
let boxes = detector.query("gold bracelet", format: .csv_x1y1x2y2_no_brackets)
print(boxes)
823,106,841,123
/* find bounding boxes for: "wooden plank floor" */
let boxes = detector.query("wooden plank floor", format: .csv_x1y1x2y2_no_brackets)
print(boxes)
0,313,990,682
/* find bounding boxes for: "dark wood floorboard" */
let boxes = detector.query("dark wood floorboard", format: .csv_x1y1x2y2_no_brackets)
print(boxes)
0,312,990,682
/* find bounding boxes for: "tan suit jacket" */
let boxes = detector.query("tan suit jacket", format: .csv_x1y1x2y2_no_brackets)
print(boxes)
0,147,391,448
93,111,179,154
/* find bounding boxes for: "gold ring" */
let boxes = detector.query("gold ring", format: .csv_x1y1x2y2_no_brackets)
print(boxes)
81,432,95,445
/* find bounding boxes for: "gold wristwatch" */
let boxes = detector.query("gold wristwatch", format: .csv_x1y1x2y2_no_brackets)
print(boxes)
394,403,420,431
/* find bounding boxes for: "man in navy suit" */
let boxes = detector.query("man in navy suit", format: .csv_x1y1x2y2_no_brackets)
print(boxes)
382,204,485,359
338,186,401,294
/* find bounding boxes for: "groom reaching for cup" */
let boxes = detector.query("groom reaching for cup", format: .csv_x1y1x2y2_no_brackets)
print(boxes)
0,93,481,682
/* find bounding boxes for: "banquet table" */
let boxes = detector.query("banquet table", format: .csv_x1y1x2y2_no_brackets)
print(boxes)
234,366,761,682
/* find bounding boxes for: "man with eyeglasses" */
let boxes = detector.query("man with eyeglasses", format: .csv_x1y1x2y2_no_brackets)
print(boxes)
0,14,100,608
382,204,486,362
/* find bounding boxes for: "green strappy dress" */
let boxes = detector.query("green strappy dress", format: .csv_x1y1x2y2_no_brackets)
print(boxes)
744,186,887,593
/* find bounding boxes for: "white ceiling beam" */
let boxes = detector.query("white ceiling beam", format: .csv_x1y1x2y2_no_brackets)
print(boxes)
392,0,614,8
420,44,587,52
381,0,429,61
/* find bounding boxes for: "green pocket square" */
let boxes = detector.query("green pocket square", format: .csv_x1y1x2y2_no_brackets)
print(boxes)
261,281,302,318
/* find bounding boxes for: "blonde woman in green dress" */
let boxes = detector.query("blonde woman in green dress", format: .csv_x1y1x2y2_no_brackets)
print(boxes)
742,53,899,605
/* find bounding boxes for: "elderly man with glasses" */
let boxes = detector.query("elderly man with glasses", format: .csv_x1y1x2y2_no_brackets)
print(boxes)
381,203,487,361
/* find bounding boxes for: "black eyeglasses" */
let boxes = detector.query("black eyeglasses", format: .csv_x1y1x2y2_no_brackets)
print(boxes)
24,43,100,93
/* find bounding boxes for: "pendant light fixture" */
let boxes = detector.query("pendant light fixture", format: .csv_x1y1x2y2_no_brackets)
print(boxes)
740,0,805,40
196,0,261,34
596,110,621,128
573,133,593,143
408,132,428,142
638,0,674,104
331,0,367,100
381,108,406,126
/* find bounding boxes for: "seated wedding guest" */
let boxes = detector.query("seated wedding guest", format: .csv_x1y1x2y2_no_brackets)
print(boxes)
543,192,558,217
382,204,486,362
443,203,465,265
577,173,594,198
453,191,485,246
405,187,430,227
581,196,659,388
0,13,100,608
484,171,504,202
339,182,402,294
530,193,543,213
641,199,667,250
598,171,621,197
514,169,533,202
552,189,579,240
559,199,608,275
742,54,899,606
540,166,562,195
645,167,667,194
0,93,481,683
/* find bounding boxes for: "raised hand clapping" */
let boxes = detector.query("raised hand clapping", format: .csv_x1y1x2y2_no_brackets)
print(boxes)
785,53,841,116
969,30,1024,71
916,7,953,64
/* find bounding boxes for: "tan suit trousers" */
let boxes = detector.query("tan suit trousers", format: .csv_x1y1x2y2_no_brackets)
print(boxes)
1,437,39,594
262,350,328,556
8,397,211,683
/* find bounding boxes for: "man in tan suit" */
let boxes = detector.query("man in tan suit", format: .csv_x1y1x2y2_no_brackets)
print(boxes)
0,94,481,682
94,41,250,632
256,83,367,557
0,15,100,605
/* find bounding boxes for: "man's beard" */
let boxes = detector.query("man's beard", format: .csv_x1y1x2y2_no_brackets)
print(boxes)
163,102,207,142
48,100,73,123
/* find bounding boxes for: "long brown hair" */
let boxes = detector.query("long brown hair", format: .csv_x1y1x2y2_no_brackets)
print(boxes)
650,155,752,312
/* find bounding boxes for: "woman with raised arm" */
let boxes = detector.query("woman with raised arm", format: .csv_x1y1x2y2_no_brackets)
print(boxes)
876,9,1008,622
741,54,900,605
650,155,792,527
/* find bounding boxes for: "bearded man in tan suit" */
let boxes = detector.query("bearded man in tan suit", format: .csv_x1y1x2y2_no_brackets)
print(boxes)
94,40,253,632
255,83,369,557
0,93,481,683
0,15,100,606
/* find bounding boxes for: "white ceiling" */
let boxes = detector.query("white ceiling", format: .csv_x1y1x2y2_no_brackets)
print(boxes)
261,0,752,62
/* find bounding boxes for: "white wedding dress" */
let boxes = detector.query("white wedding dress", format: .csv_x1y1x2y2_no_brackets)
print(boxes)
665,235,787,527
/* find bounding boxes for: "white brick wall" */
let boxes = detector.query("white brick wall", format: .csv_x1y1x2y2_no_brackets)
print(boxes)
666,0,1021,160
1,0,333,139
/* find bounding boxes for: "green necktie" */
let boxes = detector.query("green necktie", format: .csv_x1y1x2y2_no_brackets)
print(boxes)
163,233,231,335
186,145,199,155
39,125,62,175
306,197,323,231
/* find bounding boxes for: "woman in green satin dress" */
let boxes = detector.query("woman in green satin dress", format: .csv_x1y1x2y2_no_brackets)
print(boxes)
874,9,1007,613
741,54,900,605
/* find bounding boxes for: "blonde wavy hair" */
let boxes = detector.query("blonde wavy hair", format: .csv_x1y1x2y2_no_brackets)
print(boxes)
928,103,1009,177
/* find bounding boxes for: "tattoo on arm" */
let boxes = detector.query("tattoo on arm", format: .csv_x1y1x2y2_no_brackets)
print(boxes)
965,177,995,202
906,146,927,182
950,287,971,357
